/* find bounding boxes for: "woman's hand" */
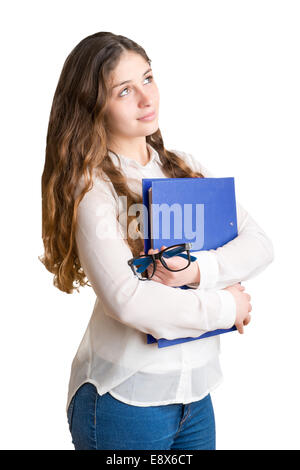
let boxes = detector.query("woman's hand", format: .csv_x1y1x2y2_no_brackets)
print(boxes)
223,283,252,334
140,246,200,287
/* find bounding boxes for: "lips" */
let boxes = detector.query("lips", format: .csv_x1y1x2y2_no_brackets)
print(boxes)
138,111,155,120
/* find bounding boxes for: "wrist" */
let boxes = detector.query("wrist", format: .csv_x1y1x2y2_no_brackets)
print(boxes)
188,260,200,285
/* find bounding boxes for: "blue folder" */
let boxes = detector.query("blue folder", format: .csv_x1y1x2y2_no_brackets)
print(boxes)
141,177,238,348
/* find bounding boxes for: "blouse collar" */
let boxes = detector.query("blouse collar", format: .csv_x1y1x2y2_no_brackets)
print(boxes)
107,143,162,170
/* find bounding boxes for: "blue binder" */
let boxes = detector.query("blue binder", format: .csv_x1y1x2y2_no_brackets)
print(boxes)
141,177,238,348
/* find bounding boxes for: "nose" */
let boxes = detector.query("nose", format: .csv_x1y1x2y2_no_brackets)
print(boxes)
137,88,153,107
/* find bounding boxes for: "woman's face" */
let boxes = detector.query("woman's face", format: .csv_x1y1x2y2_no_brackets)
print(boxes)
105,51,160,141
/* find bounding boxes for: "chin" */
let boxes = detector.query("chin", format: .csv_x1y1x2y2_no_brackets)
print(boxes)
145,123,159,136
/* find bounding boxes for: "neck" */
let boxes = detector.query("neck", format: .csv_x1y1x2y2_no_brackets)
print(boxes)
107,138,150,166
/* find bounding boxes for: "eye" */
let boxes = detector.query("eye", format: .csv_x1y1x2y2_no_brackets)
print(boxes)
119,75,153,97
144,75,153,84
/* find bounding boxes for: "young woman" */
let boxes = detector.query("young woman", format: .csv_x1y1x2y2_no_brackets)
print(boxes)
40,32,274,450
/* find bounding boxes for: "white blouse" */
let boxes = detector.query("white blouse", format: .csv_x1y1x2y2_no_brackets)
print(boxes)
66,143,274,412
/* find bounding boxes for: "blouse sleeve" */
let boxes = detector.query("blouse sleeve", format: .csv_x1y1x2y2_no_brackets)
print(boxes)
171,149,275,290
74,175,237,341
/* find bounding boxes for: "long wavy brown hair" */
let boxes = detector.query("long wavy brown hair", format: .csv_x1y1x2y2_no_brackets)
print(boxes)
39,31,205,294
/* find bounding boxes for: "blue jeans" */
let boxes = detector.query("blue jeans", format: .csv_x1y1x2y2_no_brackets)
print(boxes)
67,382,216,450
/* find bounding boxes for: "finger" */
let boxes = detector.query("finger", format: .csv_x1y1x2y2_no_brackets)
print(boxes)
234,283,244,291
148,248,162,267
243,315,251,326
236,323,244,334
154,247,163,265
148,248,156,256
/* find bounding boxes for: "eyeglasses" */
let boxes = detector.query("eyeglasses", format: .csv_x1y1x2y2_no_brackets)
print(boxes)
127,243,197,281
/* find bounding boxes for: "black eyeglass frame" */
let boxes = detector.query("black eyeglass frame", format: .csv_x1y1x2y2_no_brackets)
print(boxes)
127,242,193,281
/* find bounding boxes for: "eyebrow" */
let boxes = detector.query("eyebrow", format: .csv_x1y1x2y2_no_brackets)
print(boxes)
111,68,152,90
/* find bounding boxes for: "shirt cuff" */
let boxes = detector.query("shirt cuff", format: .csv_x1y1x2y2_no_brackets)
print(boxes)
215,290,237,329
186,250,219,289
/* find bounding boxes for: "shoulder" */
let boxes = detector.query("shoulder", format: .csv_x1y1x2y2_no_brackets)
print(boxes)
74,168,118,209
168,148,216,178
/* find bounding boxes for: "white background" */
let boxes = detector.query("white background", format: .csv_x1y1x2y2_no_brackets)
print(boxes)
1,0,299,450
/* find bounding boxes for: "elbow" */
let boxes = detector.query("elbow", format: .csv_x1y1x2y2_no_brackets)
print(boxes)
103,295,147,333
118,300,141,328
254,228,275,266
265,237,275,265
119,288,159,337
103,277,147,330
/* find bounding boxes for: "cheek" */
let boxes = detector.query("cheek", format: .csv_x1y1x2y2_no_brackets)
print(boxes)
119,105,138,124
152,83,160,101
108,103,135,125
